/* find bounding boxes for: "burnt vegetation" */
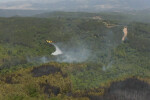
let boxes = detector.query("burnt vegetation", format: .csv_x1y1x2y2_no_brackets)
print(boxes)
99,78,150,100
31,65,61,77
0,12,150,99
40,83,60,97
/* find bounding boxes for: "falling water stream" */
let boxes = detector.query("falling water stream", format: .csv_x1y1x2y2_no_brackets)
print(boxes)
51,43,63,55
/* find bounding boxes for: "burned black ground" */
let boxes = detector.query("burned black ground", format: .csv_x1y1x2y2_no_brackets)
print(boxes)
40,83,60,97
31,65,61,77
89,78,150,100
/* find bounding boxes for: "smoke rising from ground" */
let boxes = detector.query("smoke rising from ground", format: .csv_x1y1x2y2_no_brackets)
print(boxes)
55,45,90,63
27,42,91,63
27,56,50,64
48,40,91,63
27,26,126,64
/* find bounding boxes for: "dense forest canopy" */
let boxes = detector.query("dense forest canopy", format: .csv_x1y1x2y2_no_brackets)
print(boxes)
0,12,150,100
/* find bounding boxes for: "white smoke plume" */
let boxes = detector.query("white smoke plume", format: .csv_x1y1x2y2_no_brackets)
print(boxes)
52,42,91,63
56,47,90,63
27,42,90,63
27,56,50,64
27,26,126,64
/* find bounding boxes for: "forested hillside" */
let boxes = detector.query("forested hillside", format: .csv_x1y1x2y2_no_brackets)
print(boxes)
0,13,150,100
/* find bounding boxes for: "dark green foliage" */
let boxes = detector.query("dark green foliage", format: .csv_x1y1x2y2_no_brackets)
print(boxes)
8,95,24,100
128,22,150,52
0,13,150,99
26,85,39,97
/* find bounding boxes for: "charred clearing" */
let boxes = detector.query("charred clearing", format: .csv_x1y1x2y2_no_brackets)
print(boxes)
89,78,150,100
40,83,60,97
31,65,61,77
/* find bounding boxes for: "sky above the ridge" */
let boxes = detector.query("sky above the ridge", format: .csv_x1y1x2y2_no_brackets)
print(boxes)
0,0,149,11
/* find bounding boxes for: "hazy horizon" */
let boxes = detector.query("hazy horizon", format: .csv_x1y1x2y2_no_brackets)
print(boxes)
0,0,150,12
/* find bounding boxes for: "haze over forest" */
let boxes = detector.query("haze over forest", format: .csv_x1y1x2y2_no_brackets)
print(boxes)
0,0,150,100
0,0,150,11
